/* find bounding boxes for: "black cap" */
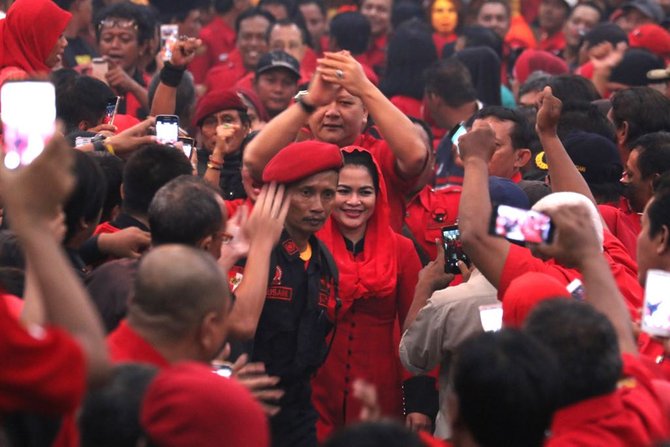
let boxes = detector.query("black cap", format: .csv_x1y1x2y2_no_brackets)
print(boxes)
621,0,665,23
610,48,665,86
255,51,301,79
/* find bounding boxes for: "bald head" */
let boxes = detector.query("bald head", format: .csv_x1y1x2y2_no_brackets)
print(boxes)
129,245,231,340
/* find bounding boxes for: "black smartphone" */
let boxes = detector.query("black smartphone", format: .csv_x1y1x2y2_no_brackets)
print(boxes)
155,114,179,144
489,204,555,244
447,122,467,157
104,96,120,125
178,136,194,159
442,225,471,274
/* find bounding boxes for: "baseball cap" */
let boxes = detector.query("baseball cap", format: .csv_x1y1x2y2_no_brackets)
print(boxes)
621,0,665,23
489,176,530,210
609,48,665,86
629,24,670,60
255,50,301,80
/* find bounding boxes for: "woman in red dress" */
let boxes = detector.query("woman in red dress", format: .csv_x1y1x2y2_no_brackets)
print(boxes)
312,147,426,441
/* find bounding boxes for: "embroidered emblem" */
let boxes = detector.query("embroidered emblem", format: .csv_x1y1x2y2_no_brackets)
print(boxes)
271,266,283,285
282,239,299,255
228,266,244,291
267,286,293,301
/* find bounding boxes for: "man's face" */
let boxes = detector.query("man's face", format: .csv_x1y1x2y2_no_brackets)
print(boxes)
284,170,339,240
237,15,271,70
474,117,524,179
200,109,249,152
269,24,306,62
538,0,569,34
254,69,299,117
477,2,510,39
98,19,143,72
563,5,600,47
361,0,392,37
308,89,368,147
179,9,202,38
299,3,327,45
617,8,654,33
621,148,652,213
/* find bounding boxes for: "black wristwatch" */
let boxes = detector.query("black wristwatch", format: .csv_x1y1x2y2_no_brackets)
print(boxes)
295,91,317,114
91,134,106,152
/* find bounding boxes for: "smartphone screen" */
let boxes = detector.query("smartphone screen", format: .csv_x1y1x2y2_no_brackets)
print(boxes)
178,136,194,159
104,96,120,125
567,279,585,301
448,123,467,157
156,115,179,144
479,303,503,332
489,205,555,244
642,270,670,338
160,24,179,62
1,81,56,169
442,225,470,274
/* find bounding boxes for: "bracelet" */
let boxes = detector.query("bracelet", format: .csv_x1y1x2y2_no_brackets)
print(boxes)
160,61,186,87
103,141,116,156
207,162,222,171
208,156,224,166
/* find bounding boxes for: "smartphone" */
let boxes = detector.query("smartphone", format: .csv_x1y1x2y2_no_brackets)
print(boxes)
448,122,467,157
1,81,56,169
567,279,585,301
211,361,233,378
479,303,503,332
104,96,121,125
489,204,555,244
155,115,179,144
641,270,670,338
91,57,109,84
442,225,471,274
160,24,179,62
178,136,194,159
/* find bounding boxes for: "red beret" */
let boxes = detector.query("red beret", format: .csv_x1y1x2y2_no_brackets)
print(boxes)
262,141,343,184
194,89,247,127
513,49,569,85
502,272,570,328
140,362,269,447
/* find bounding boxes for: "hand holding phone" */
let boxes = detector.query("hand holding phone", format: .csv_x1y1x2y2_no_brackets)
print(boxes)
104,96,121,126
489,205,555,244
160,24,179,62
448,123,467,157
642,270,670,338
91,57,109,84
178,136,194,159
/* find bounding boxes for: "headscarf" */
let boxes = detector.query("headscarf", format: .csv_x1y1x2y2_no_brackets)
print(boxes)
317,147,397,315
0,0,71,74
454,46,501,106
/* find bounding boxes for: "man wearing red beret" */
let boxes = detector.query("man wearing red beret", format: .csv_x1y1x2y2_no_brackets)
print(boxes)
229,140,342,447
244,50,430,233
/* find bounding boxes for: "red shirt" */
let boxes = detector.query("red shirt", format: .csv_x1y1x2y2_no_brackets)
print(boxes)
432,33,457,58
189,16,237,85
94,221,121,235
359,34,387,74
0,294,86,415
538,31,566,56
300,47,318,85
353,133,421,233
499,230,643,321
390,96,423,120
205,49,248,94
107,320,171,368
224,197,254,220
547,354,670,446
599,203,639,261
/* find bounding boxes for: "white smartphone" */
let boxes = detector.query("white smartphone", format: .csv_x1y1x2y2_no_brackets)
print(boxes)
479,303,503,332
1,81,56,169
178,136,194,159
91,57,109,84
641,270,670,338
155,115,179,144
160,24,179,62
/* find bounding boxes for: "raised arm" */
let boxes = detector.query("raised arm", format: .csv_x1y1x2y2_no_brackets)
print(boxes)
150,38,201,117
458,123,510,288
535,204,636,354
317,51,429,178
1,136,111,386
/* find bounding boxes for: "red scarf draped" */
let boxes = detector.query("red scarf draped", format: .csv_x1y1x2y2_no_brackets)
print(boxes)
317,147,398,316
0,0,71,74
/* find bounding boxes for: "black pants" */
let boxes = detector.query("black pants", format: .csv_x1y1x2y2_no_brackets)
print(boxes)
270,381,317,447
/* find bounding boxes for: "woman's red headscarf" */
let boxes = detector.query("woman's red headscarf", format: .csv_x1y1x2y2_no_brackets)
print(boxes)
0,0,71,74
317,147,398,316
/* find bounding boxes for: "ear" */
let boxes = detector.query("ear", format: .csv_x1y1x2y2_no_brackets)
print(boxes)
119,183,125,201
360,105,369,130
198,310,226,359
616,121,629,147
514,148,532,169
197,234,214,252
658,225,670,255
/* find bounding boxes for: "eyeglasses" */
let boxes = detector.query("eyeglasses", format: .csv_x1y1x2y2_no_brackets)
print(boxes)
97,19,138,31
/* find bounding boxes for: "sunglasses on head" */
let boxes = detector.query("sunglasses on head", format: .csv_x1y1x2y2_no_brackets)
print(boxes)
97,19,138,31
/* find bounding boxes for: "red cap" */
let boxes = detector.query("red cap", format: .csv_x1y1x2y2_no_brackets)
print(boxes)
140,362,269,447
629,24,670,60
262,141,343,184
513,49,569,85
111,114,141,133
194,89,247,127
502,272,570,328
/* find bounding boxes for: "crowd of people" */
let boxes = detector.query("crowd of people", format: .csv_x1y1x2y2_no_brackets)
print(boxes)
2,0,670,445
